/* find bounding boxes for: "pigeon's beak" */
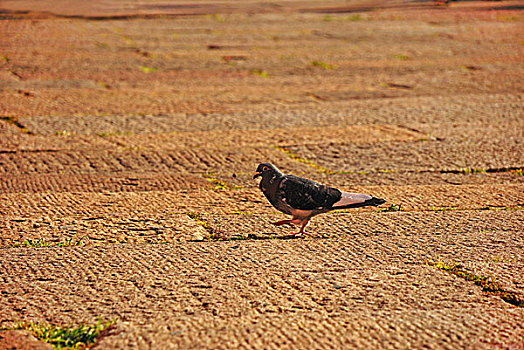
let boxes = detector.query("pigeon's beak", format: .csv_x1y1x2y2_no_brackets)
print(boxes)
253,172,262,179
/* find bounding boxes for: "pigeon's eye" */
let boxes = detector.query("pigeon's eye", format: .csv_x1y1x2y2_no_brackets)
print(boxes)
262,166,269,171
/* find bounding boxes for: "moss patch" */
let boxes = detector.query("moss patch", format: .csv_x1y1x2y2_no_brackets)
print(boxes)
426,256,523,307
2,318,115,349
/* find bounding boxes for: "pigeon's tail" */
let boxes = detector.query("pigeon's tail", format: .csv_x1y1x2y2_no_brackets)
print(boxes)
332,192,385,210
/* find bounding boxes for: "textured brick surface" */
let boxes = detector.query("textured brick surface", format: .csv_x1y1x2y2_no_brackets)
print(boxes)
0,1,523,349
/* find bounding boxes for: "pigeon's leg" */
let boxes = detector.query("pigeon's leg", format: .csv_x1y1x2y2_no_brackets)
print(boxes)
290,219,311,236
272,219,294,226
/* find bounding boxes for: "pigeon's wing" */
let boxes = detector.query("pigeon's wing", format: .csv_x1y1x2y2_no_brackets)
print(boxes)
279,175,342,210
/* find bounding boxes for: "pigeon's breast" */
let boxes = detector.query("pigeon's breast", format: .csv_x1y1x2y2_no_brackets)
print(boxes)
260,176,292,215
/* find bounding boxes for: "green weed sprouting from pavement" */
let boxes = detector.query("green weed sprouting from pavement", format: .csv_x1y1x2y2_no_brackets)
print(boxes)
229,210,253,215
96,131,133,137
138,65,158,73
440,167,522,175
459,168,486,174
310,61,337,70
323,14,361,22
207,13,225,22
8,239,52,248
5,318,115,349
380,204,402,212
146,240,169,245
187,212,209,228
426,256,523,307
7,236,90,249
56,236,91,247
96,81,111,89
392,54,409,61
0,116,32,134
428,206,457,212
249,69,269,78
204,172,241,190
187,212,220,240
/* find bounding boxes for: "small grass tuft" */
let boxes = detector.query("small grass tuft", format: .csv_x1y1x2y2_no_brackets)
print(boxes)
146,240,169,245
4,318,115,349
249,69,269,78
204,172,241,191
380,204,402,212
96,131,132,137
392,54,409,61
459,168,486,174
428,206,457,212
56,236,91,247
310,61,337,70
0,116,32,134
138,65,158,73
207,14,225,22
7,236,90,249
229,210,253,215
96,81,111,89
8,239,52,248
426,256,523,307
510,168,523,176
187,212,220,240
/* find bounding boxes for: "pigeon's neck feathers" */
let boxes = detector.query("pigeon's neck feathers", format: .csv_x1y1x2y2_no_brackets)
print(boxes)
259,170,286,211
270,165,283,177
261,169,283,189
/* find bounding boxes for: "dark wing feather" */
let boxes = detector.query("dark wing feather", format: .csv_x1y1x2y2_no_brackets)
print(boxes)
279,175,341,210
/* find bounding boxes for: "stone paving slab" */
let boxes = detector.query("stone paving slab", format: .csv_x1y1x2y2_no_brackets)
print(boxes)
1,238,522,349
0,1,523,349
1,183,523,218
287,137,523,172
13,94,524,136
1,7,522,117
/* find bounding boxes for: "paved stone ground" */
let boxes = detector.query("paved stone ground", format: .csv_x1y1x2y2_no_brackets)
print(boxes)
0,1,523,349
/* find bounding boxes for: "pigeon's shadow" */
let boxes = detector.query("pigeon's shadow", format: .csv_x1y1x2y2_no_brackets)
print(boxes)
257,232,331,240
189,233,329,243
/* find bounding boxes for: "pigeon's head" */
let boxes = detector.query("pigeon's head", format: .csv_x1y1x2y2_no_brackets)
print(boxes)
253,163,281,180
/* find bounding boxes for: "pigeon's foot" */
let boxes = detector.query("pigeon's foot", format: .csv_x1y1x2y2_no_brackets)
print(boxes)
271,219,294,227
281,230,311,239
289,231,311,237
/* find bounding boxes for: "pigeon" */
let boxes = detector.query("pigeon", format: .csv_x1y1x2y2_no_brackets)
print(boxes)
253,163,385,236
